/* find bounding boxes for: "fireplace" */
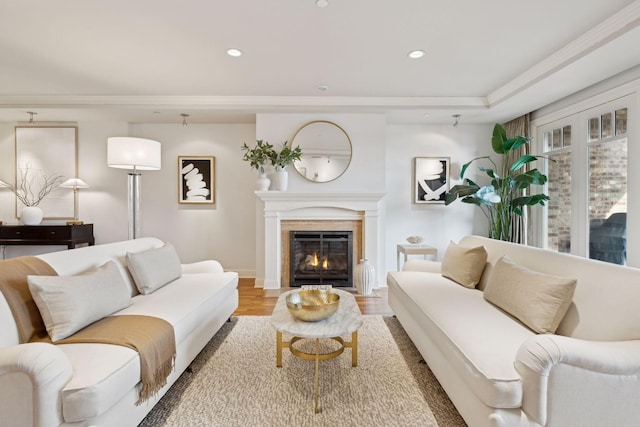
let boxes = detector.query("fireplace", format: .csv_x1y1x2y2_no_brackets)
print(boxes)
289,231,353,287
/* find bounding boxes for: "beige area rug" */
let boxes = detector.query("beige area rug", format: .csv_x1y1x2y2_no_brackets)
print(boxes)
139,316,467,427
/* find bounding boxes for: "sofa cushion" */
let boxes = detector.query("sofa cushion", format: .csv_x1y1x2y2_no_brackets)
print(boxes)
484,256,577,334
387,270,533,408
441,241,487,288
28,261,131,342
127,243,182,295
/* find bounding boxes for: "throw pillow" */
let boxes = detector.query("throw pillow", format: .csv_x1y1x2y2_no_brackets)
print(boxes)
484,256,577,334
127,243,182,295
441,241,488,288
28,261,132,342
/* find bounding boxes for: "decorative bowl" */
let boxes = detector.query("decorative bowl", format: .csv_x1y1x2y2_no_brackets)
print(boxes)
286,290,340,322
406,235,424,244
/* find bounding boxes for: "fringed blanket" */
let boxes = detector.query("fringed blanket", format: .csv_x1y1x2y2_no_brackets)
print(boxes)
58,315,176,404
0,256,56,343
0,256,176,404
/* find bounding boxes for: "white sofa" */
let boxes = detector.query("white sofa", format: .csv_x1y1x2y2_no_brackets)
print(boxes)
0,237,238,427
387,235,640,427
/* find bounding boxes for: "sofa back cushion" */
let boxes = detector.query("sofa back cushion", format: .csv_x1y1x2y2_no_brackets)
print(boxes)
484,256,576,333
441,241,488,288
28,261,132,342
460,235,640,341
127,243,182,295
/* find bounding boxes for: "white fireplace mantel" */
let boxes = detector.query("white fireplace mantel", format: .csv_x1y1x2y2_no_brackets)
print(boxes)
255,191,385,289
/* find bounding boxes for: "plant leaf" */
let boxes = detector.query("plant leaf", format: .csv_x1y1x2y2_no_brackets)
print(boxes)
511,194,551,207
503,136,529,152
445,184,479,205
491,124,507,154
510,154,538,172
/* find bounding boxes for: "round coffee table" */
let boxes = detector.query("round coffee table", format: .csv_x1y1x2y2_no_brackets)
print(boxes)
270,288,363,413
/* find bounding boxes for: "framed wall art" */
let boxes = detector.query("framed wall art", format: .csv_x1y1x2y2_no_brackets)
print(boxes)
178,156,215,204
413,157,450,204
15,126,78,219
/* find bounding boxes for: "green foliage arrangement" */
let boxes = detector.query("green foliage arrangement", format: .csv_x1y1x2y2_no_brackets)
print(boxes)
269,141,302,170
241,140,274,174
445,123,550,241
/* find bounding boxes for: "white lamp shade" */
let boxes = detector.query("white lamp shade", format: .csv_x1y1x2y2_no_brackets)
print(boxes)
107,137,161,170
60,178,90,189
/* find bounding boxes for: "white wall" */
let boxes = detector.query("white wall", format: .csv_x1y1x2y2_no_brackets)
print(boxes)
384,123,494,271
1,117,496,280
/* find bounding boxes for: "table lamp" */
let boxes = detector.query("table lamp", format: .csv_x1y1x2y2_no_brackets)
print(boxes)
107,137,161,239
60,178,90,225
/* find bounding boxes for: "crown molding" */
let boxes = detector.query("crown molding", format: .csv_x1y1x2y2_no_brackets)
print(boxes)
487,1,640,108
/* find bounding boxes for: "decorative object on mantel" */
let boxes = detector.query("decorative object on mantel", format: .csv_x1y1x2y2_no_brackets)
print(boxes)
446,123,550,241
354,258,375,296
107,137,162,239
3,166,65,225
406,235,423,244
268,140,302,191
60,178,90,225
242,140,274,191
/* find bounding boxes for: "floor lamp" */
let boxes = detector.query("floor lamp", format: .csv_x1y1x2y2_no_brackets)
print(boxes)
107,137,161,239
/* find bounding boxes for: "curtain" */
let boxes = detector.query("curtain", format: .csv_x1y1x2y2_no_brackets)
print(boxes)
503,114,531,244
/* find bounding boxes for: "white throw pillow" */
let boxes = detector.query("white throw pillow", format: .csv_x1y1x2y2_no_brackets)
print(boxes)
484,256,577,334
441,241,488,288
127,243,182,295
28,261,132,342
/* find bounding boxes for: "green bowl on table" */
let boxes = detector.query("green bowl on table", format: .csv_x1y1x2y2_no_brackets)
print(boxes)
286,290,340,322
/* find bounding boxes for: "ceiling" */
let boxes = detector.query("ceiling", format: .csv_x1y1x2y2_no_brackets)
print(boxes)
1,0,639,125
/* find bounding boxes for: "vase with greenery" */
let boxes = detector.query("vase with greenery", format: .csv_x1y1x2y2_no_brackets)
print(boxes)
242,140,275,191
268,141,302,191
445,123,550,241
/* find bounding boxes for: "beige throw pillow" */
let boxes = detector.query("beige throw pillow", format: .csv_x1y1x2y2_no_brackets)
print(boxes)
127,243,182,295
484,256,577,334
441,241,488,288
28,261,132,342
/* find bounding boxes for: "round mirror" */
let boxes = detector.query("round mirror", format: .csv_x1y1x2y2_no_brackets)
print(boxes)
291,121,352,183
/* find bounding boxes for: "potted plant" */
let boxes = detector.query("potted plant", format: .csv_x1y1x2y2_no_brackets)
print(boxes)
241,140,275,191
268,141,302,191
445,123,550,242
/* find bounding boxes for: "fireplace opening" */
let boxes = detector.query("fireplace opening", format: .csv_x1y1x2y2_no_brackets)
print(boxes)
289,231,353,287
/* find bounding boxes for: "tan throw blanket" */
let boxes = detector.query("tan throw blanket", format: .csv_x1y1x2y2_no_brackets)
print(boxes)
57,314,176,405
0,256,56,343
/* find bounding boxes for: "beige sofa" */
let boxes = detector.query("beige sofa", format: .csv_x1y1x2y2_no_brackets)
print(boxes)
0,237,238,427
387,235,640,427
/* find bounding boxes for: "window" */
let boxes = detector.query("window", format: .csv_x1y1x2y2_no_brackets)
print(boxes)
537,100,630,266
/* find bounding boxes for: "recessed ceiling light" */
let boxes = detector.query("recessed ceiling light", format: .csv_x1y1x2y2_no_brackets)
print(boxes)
408,50,425,59
423,113,431,118
316,0,329,7
226,48,243,57
318,84,329,91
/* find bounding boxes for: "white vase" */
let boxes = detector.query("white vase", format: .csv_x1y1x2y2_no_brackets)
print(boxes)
256,173,271,191
271,169,288,191
21,206,44,225
354,258,375,295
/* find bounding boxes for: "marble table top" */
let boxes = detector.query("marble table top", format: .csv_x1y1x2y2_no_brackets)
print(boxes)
270,289,363,339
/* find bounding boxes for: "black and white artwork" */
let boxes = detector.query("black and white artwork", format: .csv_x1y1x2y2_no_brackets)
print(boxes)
414,157,449,204
178,156,215,204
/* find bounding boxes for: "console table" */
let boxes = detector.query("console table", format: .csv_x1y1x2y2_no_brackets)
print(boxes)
0,224,95,249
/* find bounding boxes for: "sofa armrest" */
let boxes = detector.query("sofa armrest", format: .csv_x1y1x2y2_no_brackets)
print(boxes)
515,334,640,427
401,259,442,273
0,343,73,427
181,260,224,274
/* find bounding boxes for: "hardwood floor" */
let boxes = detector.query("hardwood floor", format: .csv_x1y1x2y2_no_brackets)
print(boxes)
233,278,394,316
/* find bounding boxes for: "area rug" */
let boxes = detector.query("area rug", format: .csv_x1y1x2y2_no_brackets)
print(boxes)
139,316,467,427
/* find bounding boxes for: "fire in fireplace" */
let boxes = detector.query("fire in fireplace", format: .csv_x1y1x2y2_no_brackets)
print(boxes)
289,231,353,287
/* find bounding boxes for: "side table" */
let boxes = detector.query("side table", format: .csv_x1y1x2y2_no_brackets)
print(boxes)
397,243,437,270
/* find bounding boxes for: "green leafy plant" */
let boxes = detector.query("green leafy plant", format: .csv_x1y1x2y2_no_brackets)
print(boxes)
269,141,302,170
445,123,550,241
241,140,274,174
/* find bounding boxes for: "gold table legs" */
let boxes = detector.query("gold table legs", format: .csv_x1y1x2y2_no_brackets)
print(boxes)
276,330,358,413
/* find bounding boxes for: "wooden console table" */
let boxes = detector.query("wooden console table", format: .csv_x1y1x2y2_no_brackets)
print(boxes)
0,224,95,249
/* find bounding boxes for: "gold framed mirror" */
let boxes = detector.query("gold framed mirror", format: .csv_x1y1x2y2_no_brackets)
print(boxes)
291,121,352,183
